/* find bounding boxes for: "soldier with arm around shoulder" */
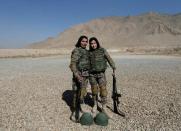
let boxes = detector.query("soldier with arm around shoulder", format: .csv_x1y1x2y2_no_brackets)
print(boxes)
69,35,90,121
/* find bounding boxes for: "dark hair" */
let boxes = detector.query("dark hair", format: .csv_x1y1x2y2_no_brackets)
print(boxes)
75,35,88,47
89,37,100,51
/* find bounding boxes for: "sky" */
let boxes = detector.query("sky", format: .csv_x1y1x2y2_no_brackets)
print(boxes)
0,0,181,48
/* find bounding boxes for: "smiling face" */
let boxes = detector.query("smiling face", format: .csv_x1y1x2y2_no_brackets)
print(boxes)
80,38,88,48
90,40,97,49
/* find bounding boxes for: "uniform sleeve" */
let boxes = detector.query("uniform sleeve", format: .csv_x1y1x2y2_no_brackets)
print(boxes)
69,48,81,77
104,49,116,70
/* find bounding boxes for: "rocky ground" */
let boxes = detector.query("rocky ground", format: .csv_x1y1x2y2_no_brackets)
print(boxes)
0,55,181,131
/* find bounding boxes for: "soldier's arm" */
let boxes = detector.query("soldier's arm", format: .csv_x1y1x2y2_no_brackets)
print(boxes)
104,49,116,70
69,48,81,77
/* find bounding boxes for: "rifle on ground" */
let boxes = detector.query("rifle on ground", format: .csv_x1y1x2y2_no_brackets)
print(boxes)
112,70,125,117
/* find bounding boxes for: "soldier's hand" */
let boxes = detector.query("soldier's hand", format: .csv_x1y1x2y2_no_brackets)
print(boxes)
77,75,83,82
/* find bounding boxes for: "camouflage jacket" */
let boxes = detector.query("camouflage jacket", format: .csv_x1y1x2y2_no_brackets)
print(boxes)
89,47,116,72
69,47,90,77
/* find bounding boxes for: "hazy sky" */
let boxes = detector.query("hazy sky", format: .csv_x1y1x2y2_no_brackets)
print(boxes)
0,0,181,48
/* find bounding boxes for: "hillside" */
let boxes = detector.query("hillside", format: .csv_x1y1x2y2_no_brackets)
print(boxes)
28,12,181,52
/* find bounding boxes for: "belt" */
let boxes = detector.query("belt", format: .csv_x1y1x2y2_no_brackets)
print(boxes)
90,71,105,74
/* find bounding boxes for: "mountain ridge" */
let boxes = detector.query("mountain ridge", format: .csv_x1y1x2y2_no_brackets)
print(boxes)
28,12,181,49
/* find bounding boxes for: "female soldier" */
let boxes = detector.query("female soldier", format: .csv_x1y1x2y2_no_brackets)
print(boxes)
69,35,90,121
89,37,116,117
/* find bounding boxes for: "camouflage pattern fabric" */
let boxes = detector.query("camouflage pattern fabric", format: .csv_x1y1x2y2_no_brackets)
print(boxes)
89,73,108,98
69,47,90,109
89,48,116,103
89,48,116,73
69,47,90,77
72,76,88,102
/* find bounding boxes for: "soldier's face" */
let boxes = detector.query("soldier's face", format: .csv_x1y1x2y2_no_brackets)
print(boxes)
80,38,88,48
90,40,97,49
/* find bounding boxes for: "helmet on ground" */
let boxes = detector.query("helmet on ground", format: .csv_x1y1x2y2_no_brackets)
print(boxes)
80,112,94,126
94,112,109,126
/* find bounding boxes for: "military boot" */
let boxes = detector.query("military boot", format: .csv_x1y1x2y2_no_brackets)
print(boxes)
70,111,76,122
101,103,113,119
101,97,113,119
70,91,80,122
70,111,80,123
80,100,89,113
91,100,98,117
79,87,88,113
92,100,98,113
80,103,87,113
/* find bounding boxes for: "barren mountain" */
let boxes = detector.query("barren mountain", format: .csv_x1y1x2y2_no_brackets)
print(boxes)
28,12,181,50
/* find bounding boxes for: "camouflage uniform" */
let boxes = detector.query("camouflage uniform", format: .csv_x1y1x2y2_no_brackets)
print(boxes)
69,47,90,110
89,47,116,113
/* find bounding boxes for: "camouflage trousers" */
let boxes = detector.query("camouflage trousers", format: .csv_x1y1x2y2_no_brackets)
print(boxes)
89,72,108,104
72,74,89,109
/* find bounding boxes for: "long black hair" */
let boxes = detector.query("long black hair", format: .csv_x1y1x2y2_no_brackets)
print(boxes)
89,37,100,51
75,35,88,47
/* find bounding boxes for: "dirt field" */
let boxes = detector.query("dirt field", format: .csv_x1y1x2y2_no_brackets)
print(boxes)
0,49,70,58
0,48,181,58
0,55,181,131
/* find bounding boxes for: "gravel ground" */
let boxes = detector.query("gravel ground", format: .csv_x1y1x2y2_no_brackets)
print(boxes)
0,55,181,131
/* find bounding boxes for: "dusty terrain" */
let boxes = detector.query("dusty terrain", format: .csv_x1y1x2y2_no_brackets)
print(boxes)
0,55,181,131
0,48,181,59
0,49,70,58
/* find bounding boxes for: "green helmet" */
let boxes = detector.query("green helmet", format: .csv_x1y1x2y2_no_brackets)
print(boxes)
94,112,109,126
80,113,94,126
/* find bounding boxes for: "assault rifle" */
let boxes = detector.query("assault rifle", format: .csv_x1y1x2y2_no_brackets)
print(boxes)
112,70,125,117
70,78,81,122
